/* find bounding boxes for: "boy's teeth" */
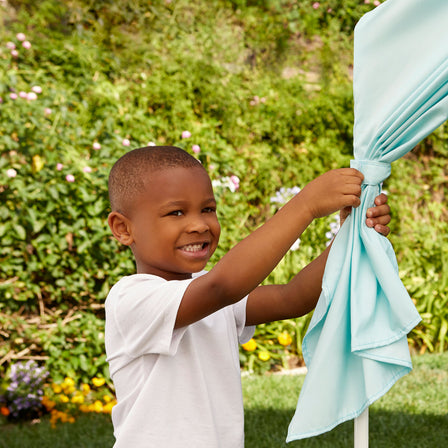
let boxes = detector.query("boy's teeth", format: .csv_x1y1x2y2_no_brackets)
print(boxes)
183,244,203,252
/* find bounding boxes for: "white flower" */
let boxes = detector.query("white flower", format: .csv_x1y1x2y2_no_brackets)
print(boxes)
7,168,17,178
212,176,240,193
270,186,301,204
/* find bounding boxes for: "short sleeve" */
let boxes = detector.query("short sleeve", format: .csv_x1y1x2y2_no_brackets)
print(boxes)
109,275,193,357
232,296,255,344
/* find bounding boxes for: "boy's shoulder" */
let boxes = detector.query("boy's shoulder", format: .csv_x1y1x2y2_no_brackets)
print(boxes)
112,270,207,287
106,270,208,304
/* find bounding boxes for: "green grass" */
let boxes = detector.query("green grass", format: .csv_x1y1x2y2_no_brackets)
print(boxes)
244,352,448,447
1,353,447,447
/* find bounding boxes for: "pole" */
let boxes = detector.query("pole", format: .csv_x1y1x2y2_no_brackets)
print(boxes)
354,407,369,448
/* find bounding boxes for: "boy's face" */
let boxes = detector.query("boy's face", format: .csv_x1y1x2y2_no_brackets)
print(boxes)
128,166,221,280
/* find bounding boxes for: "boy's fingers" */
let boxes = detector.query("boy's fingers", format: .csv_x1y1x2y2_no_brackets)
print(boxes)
366,203,390,218
374,193,388,206
366,214,391,227
373,224,390,237
337,168,364,183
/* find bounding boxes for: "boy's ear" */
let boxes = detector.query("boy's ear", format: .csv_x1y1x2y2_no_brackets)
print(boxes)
108,211,134,246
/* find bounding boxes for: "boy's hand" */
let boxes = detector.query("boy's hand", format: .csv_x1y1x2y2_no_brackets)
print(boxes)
300,168,364,220
340,193,391,236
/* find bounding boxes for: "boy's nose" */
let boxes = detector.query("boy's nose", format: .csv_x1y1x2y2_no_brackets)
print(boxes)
186,215,209,233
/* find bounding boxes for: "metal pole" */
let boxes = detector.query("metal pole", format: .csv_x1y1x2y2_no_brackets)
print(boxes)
354,407,369,448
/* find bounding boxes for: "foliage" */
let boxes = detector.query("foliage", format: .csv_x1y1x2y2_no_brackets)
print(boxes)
0,311,108,385
0,0,446,386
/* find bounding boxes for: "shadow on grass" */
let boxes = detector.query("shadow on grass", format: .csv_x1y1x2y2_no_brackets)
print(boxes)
245,408,448,448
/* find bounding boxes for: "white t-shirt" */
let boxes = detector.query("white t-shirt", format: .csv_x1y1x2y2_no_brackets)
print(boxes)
105,271,254,448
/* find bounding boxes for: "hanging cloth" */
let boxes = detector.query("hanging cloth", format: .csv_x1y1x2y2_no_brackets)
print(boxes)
287,0,448,441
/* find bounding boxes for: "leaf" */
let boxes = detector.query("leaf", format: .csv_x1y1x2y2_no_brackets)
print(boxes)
14,224,27,240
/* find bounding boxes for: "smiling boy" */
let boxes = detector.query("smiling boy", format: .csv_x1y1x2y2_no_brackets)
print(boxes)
105,145,391,447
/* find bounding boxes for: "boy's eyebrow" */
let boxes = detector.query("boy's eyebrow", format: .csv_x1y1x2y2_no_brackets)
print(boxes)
160,197,216,209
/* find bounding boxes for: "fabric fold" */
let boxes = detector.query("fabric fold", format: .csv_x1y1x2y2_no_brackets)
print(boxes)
287,0,448,442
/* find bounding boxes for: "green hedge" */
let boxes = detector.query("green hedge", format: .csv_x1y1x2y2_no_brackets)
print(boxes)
1,0,447,381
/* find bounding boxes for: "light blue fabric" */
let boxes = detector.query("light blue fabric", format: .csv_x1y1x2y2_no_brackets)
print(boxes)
287,0,448,441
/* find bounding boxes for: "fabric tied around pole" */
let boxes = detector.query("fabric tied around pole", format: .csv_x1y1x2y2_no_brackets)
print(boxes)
350,160,390,186
287,0,448,441
286,0,448,441
286,157,421,441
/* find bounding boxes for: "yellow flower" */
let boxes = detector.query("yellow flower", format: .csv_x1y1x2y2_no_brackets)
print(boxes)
64,385,76,395
71,393,84,404
42,396,56,410
278,331,293,347
50,409,75,427
92,377,106,387
258,351,271,362
103,395,112,403
52,384,62,394
63,377,75,387
79,404,90,413
81,383,91,395
59,394,69,403
241,339,257,351
103,401,116,414
92,400,104,413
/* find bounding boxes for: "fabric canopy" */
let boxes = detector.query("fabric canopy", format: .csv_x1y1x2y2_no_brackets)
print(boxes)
287,0,448,441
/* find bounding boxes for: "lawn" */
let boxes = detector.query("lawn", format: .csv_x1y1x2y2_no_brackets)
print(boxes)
1,353,447,447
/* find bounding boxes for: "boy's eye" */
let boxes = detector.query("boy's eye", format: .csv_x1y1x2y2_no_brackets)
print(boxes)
168,210,183,216
203,207,216,213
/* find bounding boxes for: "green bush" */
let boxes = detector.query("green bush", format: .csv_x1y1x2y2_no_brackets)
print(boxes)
1,0,446,382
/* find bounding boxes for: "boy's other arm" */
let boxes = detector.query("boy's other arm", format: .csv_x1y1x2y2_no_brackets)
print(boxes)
175,169,364,329
245,193,391,326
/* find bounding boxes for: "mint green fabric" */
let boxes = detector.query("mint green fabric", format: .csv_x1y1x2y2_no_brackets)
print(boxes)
287,0,448,441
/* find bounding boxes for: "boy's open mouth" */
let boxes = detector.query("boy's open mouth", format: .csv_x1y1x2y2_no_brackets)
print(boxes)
180,242,208,253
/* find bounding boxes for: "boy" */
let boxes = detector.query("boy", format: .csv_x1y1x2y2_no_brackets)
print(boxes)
105,146,391,447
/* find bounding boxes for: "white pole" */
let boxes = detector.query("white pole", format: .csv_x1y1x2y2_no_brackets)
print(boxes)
354,407,369,448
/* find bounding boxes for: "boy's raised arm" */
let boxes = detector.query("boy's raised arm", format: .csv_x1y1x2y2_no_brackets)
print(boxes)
175,168,364,328
244,193,391,326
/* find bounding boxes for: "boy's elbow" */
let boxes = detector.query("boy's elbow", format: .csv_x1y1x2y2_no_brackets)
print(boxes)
205,271,244,307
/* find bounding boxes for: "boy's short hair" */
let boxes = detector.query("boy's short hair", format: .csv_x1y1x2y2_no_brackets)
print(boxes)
108,145,204,213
